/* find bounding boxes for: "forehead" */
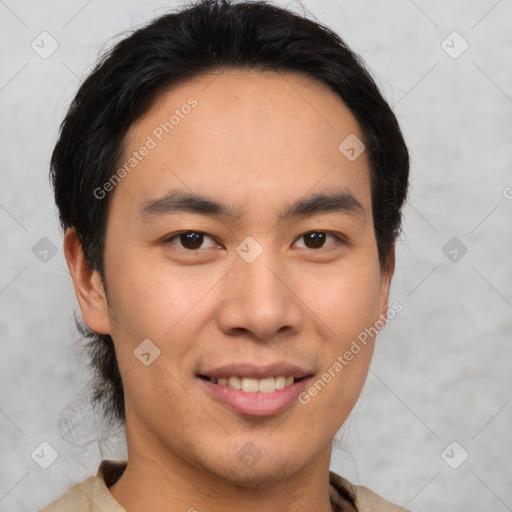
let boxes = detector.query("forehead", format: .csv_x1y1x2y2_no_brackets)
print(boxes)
113,69,371,220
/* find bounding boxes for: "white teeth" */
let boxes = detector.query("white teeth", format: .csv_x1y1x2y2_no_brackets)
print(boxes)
212,375,296,392
241,378,259,393
275,376,286,390
228,376,242,390
258,377,276,393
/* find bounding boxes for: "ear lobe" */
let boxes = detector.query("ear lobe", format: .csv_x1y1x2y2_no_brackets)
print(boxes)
378,246,396,322
63,228,111,335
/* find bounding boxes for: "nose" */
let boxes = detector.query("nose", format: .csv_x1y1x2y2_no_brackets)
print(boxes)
215,248,303,341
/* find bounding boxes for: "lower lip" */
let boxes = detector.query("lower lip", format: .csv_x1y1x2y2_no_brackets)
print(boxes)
199,378,310,416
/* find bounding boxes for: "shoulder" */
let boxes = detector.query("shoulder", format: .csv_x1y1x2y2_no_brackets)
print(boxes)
39,476,98,512
329,471,411,512
39,461,127,512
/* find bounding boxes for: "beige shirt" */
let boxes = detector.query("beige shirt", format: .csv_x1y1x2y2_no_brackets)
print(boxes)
39,460,410,512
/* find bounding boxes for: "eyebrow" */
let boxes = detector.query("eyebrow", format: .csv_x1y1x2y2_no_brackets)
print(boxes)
137,189,365,222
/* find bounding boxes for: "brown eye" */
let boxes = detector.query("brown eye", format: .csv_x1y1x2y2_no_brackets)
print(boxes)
164,231,220,254
303,231,327,249
293,231,341,250
179,232,204,249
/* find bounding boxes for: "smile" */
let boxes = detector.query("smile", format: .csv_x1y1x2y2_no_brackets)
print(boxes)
198,366,312,416
201,375,296,393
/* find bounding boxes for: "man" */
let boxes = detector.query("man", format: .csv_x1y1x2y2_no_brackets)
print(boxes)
42,0,410,510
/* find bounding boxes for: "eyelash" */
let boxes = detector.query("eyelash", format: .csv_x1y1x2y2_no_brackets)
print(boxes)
164,230,345,251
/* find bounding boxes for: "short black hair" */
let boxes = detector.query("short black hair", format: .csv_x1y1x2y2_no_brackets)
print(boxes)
51,0,409,424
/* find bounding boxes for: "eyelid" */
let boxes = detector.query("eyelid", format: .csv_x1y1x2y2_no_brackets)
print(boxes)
164,230,222,250
292,231,347,249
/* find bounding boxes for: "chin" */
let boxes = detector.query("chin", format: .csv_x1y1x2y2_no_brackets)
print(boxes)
199,446,310,489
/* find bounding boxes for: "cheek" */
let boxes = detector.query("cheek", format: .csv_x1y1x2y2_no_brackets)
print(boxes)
303,260,383,341
105,251,221,344
298,259,381,406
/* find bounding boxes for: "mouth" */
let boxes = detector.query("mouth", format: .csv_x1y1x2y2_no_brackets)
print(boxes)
197,363,313,416
199,375,307,393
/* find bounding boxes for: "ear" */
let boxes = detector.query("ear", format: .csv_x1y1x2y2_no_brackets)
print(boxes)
378,245,395,321
63,228,111,334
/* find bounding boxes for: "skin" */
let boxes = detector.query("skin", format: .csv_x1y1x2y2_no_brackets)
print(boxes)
65,69,394,512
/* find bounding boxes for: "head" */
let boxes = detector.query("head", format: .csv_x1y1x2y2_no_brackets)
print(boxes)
53,0,408,485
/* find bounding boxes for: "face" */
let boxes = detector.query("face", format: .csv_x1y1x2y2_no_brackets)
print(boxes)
69,70,393,486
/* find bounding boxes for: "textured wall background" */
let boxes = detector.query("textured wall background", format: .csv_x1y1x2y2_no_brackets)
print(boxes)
1,1,511,510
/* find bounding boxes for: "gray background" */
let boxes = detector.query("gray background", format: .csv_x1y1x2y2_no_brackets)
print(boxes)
1,0,511,510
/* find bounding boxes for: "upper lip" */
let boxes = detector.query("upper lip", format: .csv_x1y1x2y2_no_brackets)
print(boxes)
199,362,313,380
